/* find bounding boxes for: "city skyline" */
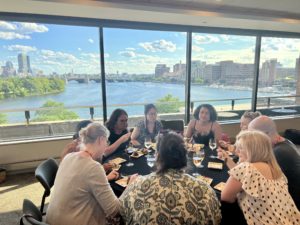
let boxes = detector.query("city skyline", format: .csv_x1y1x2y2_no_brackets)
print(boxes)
1,21,300,76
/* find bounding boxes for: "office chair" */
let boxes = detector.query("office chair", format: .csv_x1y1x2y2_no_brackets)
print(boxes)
20,199,48,225
35,158,58,215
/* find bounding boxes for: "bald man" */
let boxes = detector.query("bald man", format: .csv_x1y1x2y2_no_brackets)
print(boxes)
248,115,300,209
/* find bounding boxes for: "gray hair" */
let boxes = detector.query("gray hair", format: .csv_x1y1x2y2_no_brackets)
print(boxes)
242,111,261,121
79,122,109,145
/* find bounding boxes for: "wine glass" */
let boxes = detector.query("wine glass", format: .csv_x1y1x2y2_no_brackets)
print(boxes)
146,155,155,168
144,136,152,150
125,145,134,167
209,137,217,159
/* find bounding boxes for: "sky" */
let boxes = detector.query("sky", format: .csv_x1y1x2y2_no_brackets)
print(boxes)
0,20,300,75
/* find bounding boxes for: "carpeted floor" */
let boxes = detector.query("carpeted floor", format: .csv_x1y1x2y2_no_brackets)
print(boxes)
0,173,47,225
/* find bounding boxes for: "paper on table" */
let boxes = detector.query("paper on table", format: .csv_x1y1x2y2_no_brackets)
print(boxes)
208,162,223,170
214,182,226,191
109,157,126,165
196,175,213,185
115,177,129,187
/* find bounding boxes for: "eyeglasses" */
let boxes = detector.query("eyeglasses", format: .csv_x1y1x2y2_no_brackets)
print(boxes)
147,112,157,116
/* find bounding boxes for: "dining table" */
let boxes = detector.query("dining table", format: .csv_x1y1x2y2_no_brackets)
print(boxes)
104,145,247,225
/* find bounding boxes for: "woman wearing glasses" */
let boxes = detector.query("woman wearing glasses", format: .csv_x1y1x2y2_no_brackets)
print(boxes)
131,104,162,146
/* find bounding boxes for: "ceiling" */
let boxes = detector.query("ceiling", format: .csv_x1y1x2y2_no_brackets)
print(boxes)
1,0,300,33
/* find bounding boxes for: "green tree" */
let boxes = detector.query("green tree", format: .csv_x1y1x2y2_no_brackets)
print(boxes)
156,94,183,113
33,100,79,122
0,113,7,124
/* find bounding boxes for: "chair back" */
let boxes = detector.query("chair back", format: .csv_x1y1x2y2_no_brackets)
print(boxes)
20,199,48,225
35,158,58,214
161,120,184,134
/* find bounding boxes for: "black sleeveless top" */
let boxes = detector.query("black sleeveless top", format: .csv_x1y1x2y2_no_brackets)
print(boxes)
192,121,214,146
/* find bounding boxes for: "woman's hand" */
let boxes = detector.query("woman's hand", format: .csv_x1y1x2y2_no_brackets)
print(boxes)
103,163,113,172
120,132,131,143
127,173,139,185
107,170,119,181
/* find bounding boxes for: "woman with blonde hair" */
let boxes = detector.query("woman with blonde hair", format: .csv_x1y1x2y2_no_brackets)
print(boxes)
47,123,137,225
221,130,300,225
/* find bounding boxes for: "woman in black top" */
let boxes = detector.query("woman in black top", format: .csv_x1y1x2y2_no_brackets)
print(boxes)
186,104,222,146
104,109,131,157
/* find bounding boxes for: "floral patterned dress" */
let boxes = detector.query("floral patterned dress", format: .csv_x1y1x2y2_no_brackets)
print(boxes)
120,169,221,225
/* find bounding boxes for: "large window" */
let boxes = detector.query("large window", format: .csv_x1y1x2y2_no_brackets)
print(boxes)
191,33,256,121
104,28,187,126
0,20,101,140
257,37,300,116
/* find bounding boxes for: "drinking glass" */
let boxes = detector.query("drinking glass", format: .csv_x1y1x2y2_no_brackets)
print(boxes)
209,137,217,159
146,155,155,168
193,151,204,169
125,146,134,167
144,136,152,150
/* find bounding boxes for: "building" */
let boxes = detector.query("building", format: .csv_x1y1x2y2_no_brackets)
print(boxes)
191,60,206,80
173,61,186,79
204,64,221,83
18,53,32,75
155,64,170,77
260,59,278,87
2,61,16,77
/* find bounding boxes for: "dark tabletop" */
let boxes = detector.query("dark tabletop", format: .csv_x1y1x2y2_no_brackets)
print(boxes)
104,146,247,225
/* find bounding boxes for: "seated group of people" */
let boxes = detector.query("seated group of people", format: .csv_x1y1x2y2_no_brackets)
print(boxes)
46,103,300,225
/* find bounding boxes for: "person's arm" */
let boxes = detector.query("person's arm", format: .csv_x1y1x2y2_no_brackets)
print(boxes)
131,127,141,146
185,119,196,138
212,121,222,143
221,176,242,203
89,163,120,217
104,132,131,157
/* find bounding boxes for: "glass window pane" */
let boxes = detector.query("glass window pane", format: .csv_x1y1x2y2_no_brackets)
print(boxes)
258,37,300,117
191,33,256,121
104,28,186,126
0,21,101,140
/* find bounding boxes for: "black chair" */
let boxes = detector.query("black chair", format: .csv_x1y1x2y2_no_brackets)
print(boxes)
20,199,48,225
161,119,184,134
35,158,58,214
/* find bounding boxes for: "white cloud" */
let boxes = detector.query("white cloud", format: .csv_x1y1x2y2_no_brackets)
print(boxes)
192,45,204,52
18,22,48,33
88,38,94,44
104,53,110,58
41,49,79,63
0,21,16,30
6,44,37,52
139,39,176,52
0,31,30,40
125,47,136,51
119,51,136,58
193,34,220,44
78,48,82,51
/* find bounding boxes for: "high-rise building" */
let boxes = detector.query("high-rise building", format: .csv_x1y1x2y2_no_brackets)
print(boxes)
260,59,277,86
173,61,186,78
18,53,32,75
155,64,170,77
191,60,206,80
2,61,16,77
204,64,221,83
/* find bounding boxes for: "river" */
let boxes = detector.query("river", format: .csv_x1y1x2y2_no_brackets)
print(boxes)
0,81,278,123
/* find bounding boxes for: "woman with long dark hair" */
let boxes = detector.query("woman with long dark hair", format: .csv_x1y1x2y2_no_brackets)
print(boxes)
131,104,162,146
104,108,131,156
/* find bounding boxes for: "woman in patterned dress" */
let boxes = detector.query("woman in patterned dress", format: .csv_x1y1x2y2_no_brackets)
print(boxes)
221,130,300,225
120,132,221,225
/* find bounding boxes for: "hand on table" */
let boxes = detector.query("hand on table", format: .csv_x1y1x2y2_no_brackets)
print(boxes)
107,170,119,181
103,163,113,172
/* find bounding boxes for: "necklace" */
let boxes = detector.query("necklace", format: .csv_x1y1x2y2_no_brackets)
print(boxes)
83,150,93,158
